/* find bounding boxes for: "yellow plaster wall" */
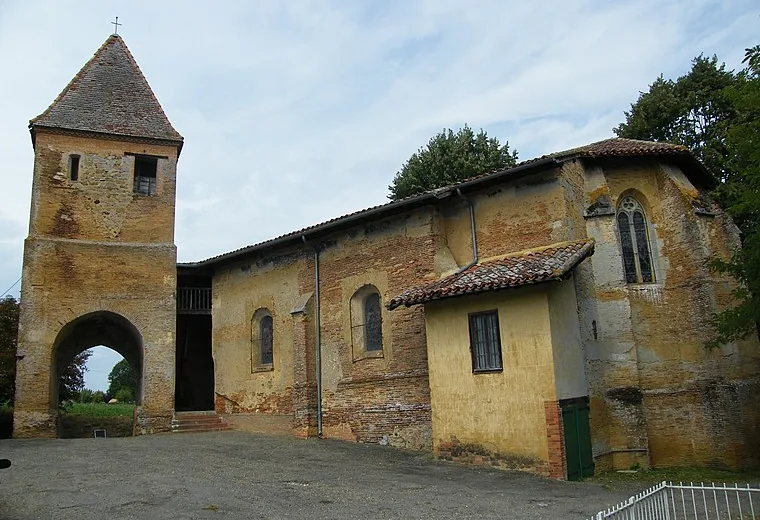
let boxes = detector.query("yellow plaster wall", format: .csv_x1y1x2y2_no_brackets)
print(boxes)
425,288,556,464
212,254,301,414
440,169,569,266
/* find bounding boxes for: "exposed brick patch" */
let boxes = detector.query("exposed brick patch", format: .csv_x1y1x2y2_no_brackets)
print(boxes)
544,400,567,480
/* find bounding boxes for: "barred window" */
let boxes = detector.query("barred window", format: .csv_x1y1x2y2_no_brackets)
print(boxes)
469,311,502,372
616,196,655,283
251,309,274,371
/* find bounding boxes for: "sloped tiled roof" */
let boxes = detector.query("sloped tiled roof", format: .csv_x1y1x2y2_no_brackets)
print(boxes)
183,137,709,268
30,34,182,143
555,137,690,159
387,239,595,310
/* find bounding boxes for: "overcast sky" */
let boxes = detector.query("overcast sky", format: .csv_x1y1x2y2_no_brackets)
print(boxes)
0,0,757,390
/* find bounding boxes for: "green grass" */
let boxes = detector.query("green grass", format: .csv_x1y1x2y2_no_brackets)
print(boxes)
63,402,135,418
588,466,760,490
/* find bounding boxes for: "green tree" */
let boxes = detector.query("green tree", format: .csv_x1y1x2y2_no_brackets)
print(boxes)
0,296,19,405
78,388,95,403
59,350,91,403
616,46,760,346
92,390,105,404
707,47,760,345
614,55,737,183
107,359,137,401
388,125,518,201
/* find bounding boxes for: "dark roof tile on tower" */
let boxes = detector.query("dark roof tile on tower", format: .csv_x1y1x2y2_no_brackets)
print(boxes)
30,34,182,143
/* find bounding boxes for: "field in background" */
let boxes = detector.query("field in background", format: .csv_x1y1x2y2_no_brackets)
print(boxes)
60,402,135,438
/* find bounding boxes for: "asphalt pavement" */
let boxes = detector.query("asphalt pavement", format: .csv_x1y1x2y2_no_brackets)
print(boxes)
0,431,631,519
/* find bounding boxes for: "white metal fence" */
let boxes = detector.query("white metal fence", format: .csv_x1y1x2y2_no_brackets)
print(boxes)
589,481,760,519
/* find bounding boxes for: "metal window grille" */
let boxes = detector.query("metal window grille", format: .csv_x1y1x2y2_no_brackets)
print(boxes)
468,311,502,372
177,287,211,313
133,175,156,195
589,481,760,519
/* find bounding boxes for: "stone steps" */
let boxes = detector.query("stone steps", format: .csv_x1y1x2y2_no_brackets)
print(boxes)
171,412,231,433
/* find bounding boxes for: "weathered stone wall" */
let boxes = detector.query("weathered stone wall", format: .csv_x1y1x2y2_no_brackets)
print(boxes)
28,133,177,243
440,169,568,264
14,130,179,438
569,157,760,470
211,209,439,449
212,251,301,418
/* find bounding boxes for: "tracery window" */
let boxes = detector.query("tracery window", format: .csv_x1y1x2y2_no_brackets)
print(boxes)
616,196,655,284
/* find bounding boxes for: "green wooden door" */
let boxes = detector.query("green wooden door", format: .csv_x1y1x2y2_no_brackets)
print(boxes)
561,400,594,481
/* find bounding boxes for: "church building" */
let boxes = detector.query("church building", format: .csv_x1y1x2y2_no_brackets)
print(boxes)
13,34,760,480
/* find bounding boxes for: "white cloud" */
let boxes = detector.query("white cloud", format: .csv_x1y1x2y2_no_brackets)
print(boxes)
0,0,757,299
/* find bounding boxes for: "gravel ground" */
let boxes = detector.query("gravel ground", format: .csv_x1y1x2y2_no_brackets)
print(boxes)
0,431,632,519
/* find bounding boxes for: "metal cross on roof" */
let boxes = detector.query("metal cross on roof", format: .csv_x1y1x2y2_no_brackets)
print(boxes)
111,16,122,35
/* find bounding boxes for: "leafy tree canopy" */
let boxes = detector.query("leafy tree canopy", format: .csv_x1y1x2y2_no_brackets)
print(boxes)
614,55,736,184
616,47,760,346
107,358,137,402
707,46,760,346
0,296,19,405
388,125,518,201
59,350,91,403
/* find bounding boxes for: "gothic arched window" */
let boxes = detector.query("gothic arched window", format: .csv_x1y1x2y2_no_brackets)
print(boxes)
363,292,383,352
251,309,274,370
616,196,655,284
350,285,385,360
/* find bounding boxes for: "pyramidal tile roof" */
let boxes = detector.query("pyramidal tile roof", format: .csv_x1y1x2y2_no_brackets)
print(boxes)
30,34,182,143
387,239,595,309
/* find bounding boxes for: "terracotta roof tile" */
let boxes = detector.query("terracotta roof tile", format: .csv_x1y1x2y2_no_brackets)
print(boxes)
387,239,595,310
30,35,182,143
554,137,690,159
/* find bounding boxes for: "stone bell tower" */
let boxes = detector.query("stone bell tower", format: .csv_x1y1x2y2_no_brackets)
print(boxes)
14,33,183,437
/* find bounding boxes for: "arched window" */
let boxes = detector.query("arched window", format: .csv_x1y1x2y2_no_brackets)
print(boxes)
364,292,383,352
350,285,384,360
616,196,655,284
251,309,274,371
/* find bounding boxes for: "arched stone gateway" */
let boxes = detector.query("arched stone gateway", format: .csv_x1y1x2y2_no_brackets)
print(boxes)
14,33,182,438
51,311,143,407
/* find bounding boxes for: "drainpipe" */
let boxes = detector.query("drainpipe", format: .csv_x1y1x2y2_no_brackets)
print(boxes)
456,188,478,272
301,235,323,437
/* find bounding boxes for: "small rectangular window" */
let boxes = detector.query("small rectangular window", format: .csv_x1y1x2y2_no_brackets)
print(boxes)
133,156,158,195
469,310,503,372
69,155,80,181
